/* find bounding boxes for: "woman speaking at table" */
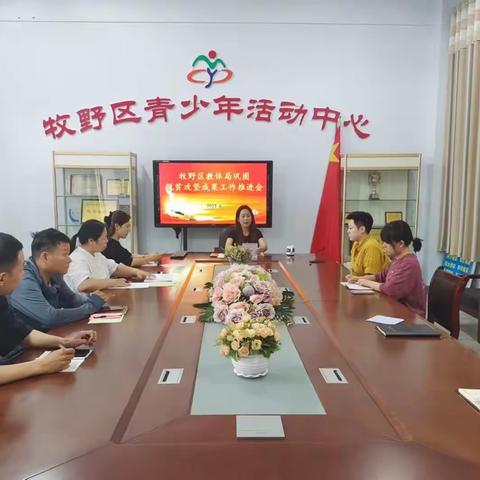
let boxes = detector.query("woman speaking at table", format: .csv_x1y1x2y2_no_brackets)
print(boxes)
223,205,268,254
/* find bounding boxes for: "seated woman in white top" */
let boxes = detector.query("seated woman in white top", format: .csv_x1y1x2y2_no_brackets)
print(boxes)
65,220,148,293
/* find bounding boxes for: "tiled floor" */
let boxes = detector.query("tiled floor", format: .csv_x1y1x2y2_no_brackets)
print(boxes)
459,311,480,353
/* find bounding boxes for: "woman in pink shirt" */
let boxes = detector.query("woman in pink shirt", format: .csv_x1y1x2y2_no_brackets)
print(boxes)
350,221,426,317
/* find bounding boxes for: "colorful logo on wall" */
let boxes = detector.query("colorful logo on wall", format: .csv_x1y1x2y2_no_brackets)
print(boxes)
187,50,233,88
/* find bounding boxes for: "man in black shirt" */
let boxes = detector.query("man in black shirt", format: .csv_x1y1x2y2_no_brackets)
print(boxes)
0,233,97,386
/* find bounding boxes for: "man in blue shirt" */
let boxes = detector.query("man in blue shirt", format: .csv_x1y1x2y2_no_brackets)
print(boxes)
10,228,107,331
0,232,96,385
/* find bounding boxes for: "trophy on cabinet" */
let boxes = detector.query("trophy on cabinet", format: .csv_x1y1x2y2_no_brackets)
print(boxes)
368,171,381,200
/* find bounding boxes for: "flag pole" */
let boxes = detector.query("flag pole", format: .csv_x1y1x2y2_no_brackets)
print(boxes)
340,116,346,266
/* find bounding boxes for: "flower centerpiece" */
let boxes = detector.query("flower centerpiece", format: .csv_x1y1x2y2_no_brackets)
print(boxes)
217,318,281,378
224,244,252,264
194,264,295,325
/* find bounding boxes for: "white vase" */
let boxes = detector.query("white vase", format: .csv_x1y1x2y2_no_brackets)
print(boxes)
231,355,269,378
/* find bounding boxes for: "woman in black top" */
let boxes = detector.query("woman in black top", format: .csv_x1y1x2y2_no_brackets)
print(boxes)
224,205,268,254
103,211,163,267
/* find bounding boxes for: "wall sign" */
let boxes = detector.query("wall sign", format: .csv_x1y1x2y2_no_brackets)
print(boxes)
442,254,476,276
42,51,371,140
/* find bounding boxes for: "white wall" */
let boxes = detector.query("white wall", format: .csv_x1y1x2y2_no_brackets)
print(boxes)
0,0,454,280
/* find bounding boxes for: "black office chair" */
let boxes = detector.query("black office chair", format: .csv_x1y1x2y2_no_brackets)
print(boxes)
218,227,230,252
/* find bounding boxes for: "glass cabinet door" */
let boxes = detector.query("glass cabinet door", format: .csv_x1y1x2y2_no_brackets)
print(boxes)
341,154,421,264
53,152,137,252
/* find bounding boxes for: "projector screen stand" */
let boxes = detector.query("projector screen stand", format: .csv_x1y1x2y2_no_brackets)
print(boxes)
171,227,189,257
172,226,189,251
181,227,188,251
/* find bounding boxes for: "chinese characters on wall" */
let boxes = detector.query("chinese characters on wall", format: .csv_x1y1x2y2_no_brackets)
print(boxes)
43,96,370,140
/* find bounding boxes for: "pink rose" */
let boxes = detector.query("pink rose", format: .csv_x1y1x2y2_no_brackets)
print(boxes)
261,294,272,304
254,280,271,294
250,294,266,304
222,284,241,304
212,287,223,302
213,304,228,323
254,303,276,320
229,273,244,288
226,308,245,324
214,271,227,288
238,346,250,357
230,301,248,311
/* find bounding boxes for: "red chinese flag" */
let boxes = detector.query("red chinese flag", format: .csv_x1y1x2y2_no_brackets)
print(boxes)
310,122,341,261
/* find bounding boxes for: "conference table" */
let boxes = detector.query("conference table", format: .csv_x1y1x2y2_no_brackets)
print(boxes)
1,254,480,479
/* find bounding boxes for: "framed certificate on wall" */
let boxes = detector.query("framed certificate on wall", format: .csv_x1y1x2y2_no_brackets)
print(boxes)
106,179,123,196
81,199,119,223
70,174,103,196
385,211,403,223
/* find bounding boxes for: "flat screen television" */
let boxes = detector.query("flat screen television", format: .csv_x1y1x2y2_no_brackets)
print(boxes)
153,160,273,227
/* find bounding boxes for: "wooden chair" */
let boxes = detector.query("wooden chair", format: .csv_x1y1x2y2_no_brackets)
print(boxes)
427,267,480,339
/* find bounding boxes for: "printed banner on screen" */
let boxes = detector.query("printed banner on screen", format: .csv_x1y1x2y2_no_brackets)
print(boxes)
154,161,272,226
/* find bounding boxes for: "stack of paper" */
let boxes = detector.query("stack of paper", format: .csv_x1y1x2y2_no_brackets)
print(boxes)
366,315,404,325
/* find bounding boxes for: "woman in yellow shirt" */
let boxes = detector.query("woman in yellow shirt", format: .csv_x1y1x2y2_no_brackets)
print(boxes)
345,211,389,279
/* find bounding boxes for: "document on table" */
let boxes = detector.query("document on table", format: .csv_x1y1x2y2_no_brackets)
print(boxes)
458,388,480,412
37,351,85,373
366,315,404,325
340,282,373,291
145,273,175,283
109,282,150,290
236,416,285,438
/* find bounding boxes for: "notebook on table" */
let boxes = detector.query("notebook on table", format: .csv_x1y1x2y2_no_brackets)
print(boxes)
375,323,441,337
88,307,127,324
340,282,375,295
170,250,188,259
